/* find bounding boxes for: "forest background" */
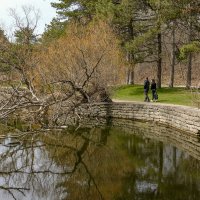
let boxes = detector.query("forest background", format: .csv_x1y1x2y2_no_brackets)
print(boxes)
45,0,200,89
0,0,200,126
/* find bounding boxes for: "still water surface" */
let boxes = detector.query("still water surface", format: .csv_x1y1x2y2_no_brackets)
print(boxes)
0,120,200,200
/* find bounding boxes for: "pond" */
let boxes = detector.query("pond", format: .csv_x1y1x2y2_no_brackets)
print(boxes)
0,119,200,200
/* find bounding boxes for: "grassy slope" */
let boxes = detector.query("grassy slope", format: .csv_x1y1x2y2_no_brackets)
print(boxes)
111,85,193,106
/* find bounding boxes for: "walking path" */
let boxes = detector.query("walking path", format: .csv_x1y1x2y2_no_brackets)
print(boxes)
112,99,196,109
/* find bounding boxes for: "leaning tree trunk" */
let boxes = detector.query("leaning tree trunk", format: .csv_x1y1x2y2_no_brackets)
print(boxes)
169,22,176,88
157,32,162,88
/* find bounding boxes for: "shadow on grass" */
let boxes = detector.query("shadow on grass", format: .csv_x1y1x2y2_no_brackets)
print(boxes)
156,99,169,103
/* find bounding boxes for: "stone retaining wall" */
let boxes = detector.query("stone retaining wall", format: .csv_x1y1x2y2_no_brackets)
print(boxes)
77,102,200,135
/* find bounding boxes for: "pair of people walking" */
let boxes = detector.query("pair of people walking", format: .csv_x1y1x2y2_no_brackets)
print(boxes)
144,77,158,102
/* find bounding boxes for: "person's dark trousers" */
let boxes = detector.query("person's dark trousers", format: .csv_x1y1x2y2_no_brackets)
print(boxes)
144,89,150,102
152,89,156,100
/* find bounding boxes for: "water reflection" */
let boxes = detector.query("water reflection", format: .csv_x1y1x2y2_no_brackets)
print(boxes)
0,120,200,200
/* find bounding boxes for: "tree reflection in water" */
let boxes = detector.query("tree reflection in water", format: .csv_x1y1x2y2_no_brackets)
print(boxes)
0,125,135,200
0,120,200,200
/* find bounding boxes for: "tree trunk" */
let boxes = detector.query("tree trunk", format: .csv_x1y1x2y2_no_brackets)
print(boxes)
126,66,134,85
129,65,134,85
127,19,135,85
186,52,192,89
126,68,130,84
126,52,134,85
157,33,162,88
186,12,192,89
169,22,176,88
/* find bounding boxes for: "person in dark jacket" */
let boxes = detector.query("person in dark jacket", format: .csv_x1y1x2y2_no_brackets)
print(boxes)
144,77,150,102
151,79,157,101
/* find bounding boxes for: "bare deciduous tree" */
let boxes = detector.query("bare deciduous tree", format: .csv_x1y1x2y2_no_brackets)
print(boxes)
0,20,125,127
9,5,40,44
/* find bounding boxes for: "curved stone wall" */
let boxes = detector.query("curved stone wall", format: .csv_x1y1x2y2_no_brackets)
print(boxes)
77,102,200,135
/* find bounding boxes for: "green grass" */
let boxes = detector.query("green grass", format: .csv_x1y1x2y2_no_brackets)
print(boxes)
111,85,194,106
